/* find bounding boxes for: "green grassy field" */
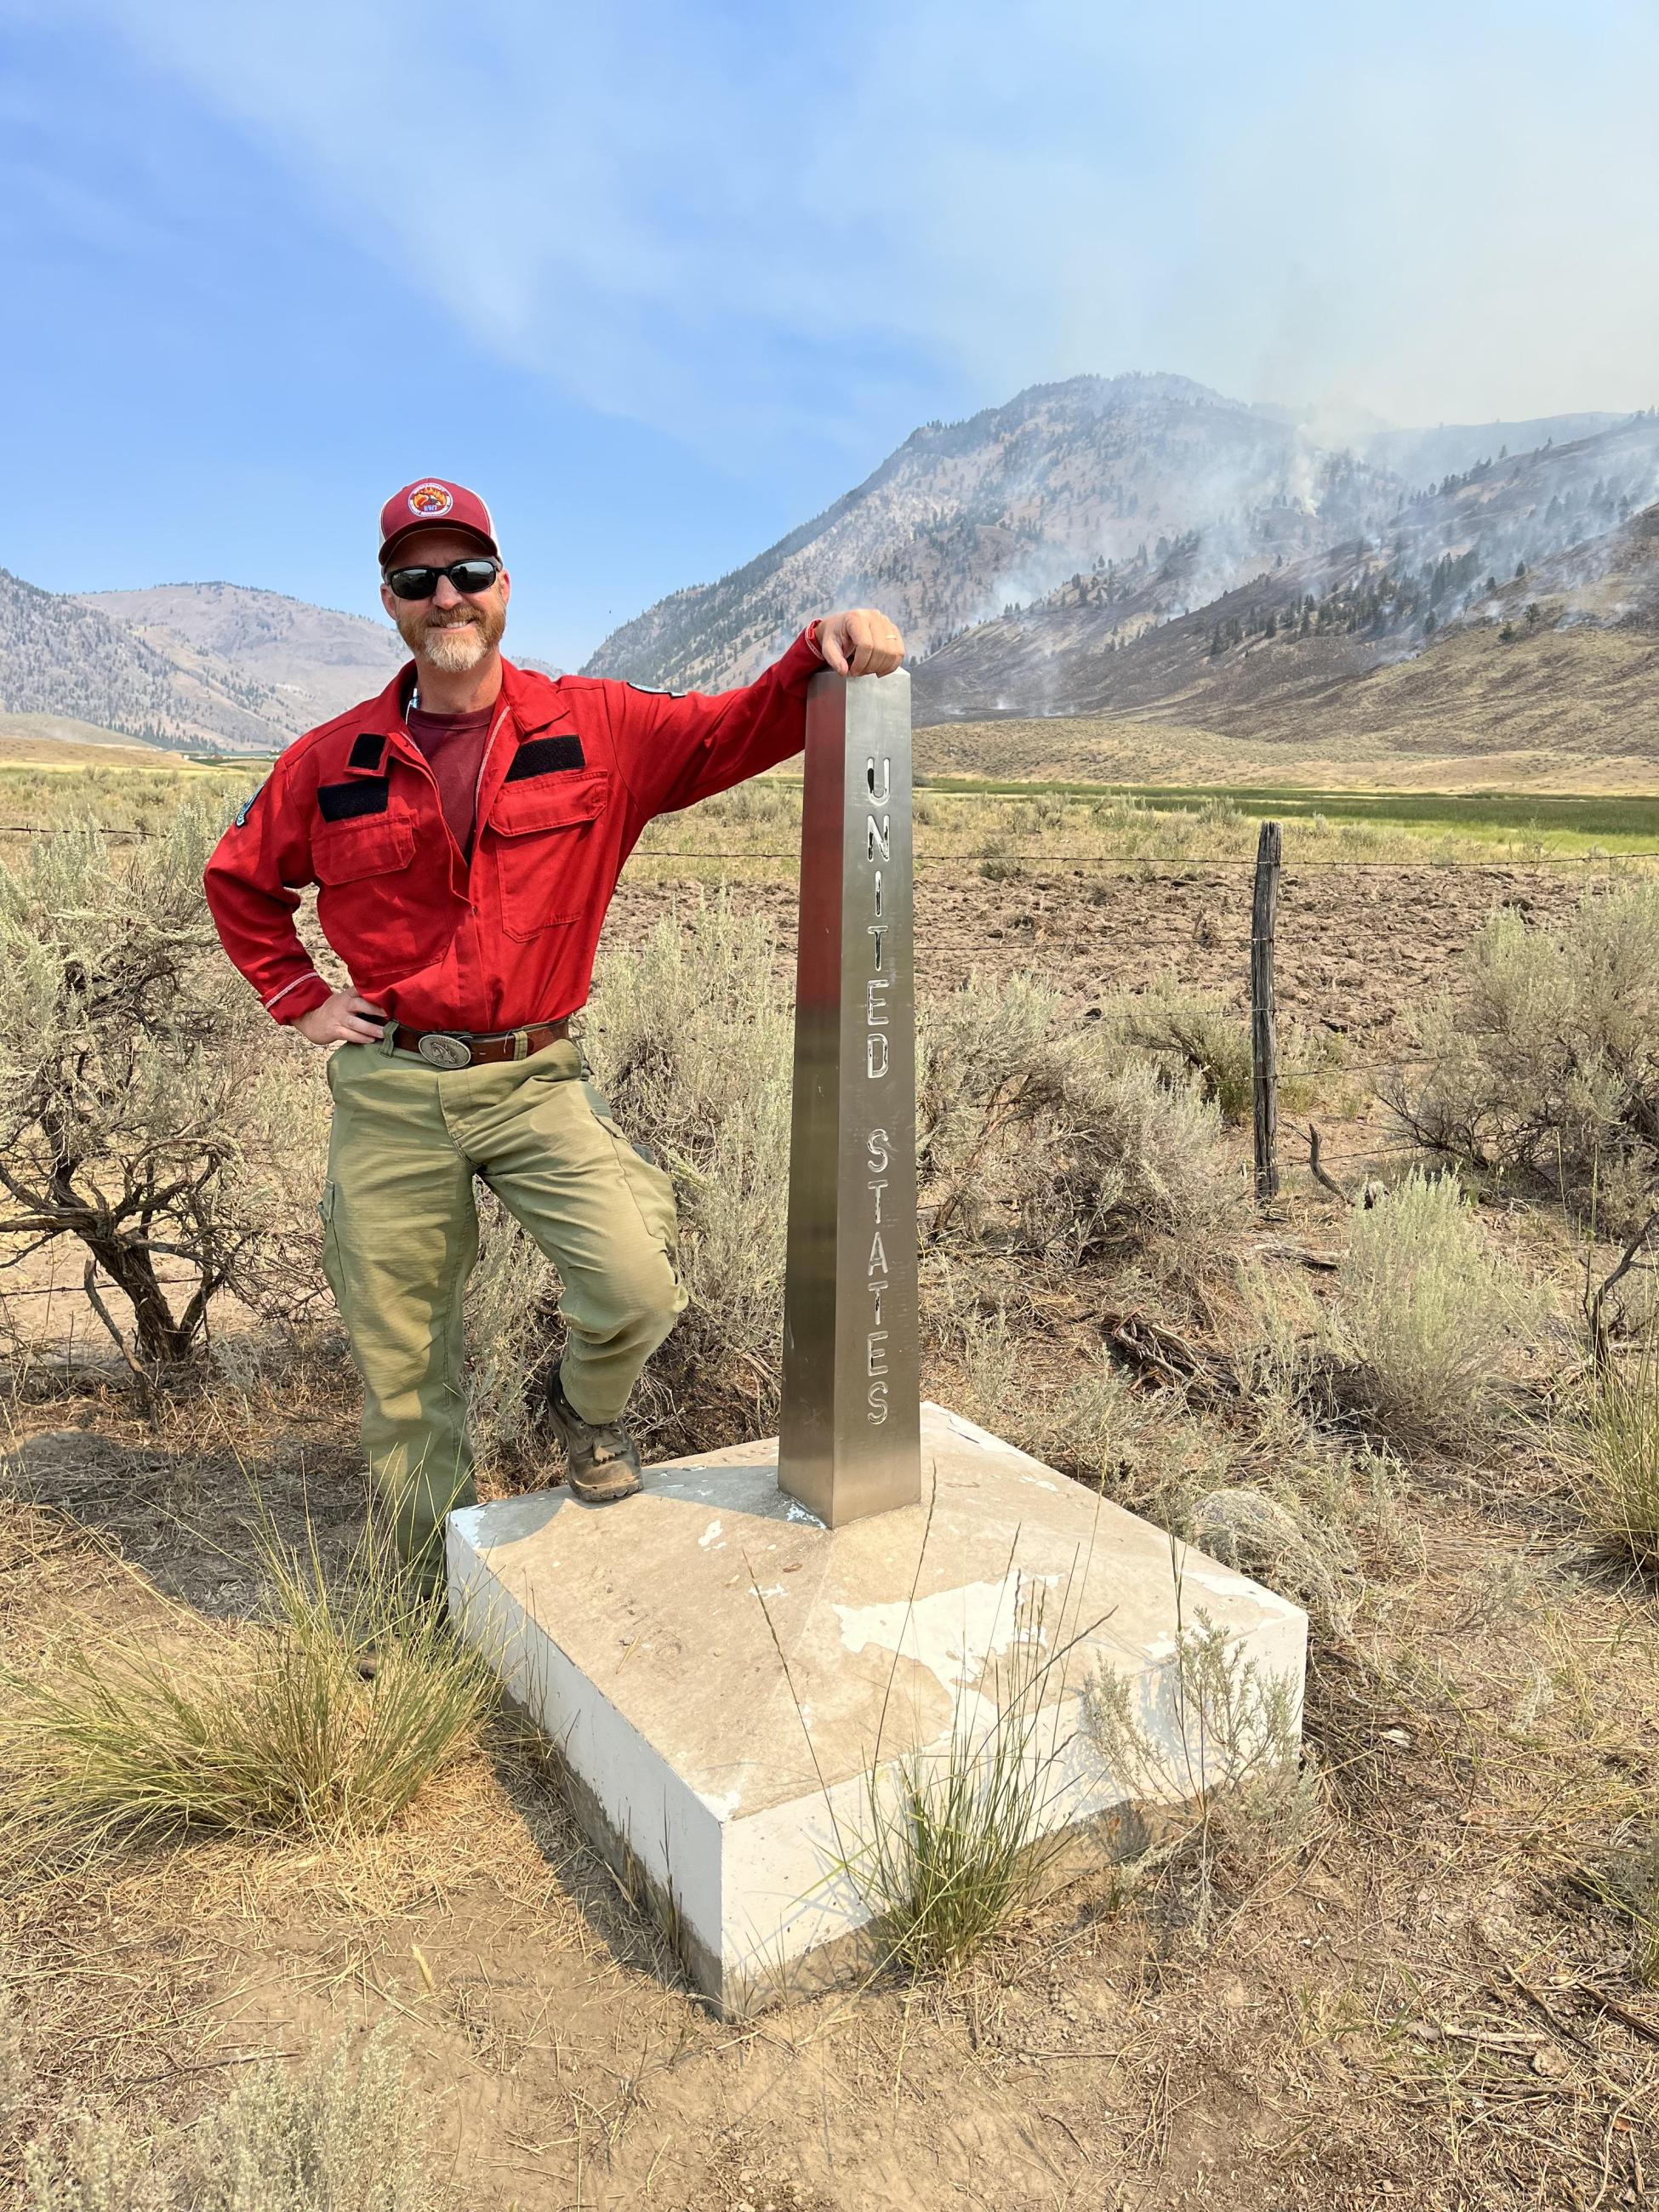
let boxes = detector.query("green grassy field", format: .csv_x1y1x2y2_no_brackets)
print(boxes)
8,755,1659,866
913,778,1659,854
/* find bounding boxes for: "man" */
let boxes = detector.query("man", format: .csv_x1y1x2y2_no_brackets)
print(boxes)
205,476,904,1593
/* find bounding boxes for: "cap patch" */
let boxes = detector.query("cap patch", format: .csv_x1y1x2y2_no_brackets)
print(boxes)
408,482,453,519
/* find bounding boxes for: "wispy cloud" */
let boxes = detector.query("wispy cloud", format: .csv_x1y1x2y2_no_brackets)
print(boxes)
38,0,1659,457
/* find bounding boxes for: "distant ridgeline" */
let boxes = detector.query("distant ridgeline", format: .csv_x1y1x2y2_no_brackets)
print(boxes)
8,373,1659,760
0,572,404,755
582,373,1659,760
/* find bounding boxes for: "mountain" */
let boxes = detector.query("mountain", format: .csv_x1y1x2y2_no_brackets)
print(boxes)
77,582,406,736
911,413,1659,744
10,373,1650,767
2,574,560,754
0,568,292,752
584,373,1405,691
582,373,1633,702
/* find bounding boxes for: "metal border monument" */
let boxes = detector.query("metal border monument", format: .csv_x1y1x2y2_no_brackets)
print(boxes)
778,671,921,1524
448,670,1308,2015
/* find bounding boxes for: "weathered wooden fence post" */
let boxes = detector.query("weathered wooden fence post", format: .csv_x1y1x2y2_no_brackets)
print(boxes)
1251,820,1282,1203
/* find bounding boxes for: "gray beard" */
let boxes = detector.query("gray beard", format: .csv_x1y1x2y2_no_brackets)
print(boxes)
419,620,489,676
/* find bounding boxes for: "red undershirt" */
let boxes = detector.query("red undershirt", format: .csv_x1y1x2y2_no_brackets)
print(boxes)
404,702,496,858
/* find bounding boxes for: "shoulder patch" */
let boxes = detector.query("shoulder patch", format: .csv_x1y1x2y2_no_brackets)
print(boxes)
234,784,264,829
625,681,684,699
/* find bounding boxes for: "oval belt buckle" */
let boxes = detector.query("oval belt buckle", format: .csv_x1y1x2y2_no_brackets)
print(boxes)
418,1033,472,1070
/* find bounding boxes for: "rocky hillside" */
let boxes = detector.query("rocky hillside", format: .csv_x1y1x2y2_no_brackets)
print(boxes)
0,574,413,755
0,569,291,752
582,376,1637,700
78,582,405,734
584,373,1406,691
911,414,1659,741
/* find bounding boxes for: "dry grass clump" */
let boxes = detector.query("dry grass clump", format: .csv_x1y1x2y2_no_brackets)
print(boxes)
1,1524,490,1856
1577,1337,1659,1570
1188,1486,1348,1629
1329,1169,1534,1451
1189,1440,1412,1633
947,1296,1137,1488
1385,883,1659,1228
13,2032,446,2211
847,1571,1088,1978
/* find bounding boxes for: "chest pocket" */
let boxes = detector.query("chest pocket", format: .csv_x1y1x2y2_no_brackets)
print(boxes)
485,769,610,941
311,805,452,989
312,811,417,885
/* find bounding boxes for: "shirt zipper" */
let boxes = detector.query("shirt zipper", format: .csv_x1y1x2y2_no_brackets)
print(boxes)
468,702,513,891
392,692,507,897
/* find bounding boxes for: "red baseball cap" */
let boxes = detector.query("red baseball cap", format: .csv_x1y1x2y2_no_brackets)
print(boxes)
378,478,499,565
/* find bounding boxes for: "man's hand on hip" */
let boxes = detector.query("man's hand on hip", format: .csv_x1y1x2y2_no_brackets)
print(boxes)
295,989,388,1047
816,609,905,677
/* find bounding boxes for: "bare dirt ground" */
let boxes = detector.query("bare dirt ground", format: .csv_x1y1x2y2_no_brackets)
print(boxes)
4,860,1657,2212
609,855,1590,1044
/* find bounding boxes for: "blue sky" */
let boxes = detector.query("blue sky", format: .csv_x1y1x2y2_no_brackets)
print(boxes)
3,0,1656,668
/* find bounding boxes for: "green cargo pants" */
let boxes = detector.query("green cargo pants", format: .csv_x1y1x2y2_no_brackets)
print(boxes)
319,1035,685,1590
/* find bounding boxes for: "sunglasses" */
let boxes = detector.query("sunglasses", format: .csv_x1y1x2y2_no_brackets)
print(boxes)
384,556,502,601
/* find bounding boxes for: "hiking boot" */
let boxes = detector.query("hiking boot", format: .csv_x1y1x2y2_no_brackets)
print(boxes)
545,1371,644,1504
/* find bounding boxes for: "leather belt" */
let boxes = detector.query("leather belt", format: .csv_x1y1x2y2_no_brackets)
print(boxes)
385,1018,572,1069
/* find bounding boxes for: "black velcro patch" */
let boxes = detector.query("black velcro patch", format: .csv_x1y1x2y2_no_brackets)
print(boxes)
348,732,387,770
505,733,585,781
317,778,389,821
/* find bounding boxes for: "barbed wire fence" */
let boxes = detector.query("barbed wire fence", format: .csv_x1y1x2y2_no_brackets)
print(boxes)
3,803,1655,1328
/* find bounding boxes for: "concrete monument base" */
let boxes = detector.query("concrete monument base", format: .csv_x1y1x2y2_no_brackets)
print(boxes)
448,1403,1307,2015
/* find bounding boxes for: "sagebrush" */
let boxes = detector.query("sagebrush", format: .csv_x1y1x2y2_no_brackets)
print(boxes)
1385,883,1659,1227
1331,1168,1532,1451
10,2027,446,2212
920,973,1246,1275
0,807,329,1376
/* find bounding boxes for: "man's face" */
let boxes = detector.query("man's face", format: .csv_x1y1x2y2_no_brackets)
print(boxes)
380,528,511,675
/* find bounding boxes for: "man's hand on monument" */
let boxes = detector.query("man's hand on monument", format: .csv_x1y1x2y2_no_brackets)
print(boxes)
817,609,904,678
294,989,388,1047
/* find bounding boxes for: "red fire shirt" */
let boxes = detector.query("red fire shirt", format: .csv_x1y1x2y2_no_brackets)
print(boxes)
203,630,824,1033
